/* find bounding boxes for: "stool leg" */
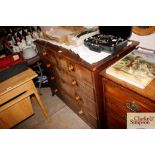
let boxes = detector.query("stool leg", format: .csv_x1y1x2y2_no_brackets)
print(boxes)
31,95,38,105
34,90,48,118
30,81,48,118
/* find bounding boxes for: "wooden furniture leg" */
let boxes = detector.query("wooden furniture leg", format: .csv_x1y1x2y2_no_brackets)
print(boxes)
31,95,38,105
30,81,48,118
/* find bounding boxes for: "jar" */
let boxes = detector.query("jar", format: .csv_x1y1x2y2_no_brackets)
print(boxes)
22,46,37,59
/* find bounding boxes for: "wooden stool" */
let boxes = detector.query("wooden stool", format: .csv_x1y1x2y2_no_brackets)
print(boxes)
0,68,48,128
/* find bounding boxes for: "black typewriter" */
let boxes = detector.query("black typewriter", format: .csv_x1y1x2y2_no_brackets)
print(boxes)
84,26,132,54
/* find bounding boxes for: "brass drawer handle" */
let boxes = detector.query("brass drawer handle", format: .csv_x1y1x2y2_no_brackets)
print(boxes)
43,51,47,56
68,65,74,72
46,64,51,68
72,80,77,86
126,102,140,112
78,110,84,115
75,96,80,101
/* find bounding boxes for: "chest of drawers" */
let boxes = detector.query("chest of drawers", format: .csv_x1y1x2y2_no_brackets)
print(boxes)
100,67,155,129
35,40,138,128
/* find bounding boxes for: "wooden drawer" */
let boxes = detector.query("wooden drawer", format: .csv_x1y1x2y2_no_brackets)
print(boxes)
104,80,155,129
105,94,155,129
57,55,94,86
0,96,33,129
55,67,72,84
55,72,97,117
55,68,95,102
0,81,33,105
82,107,98,128
76,81,95,102
105,96,127,120
104,81,155,113
105,97,126,128
58,91,98,128
80,95,97,117
106,106,126,129
57,90,81,114
59,78,76,98
40,50,57,66
41,59,54,74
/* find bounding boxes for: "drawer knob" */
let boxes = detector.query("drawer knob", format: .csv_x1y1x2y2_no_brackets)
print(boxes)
78,110,84,115
75,96,80,101
72,80,77,86
43,51,47,56
51,76,55,80
126,102,140,112
68,65,74,71
47,64,51,68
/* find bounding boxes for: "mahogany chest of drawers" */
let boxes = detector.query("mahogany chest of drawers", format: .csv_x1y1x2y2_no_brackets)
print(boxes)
35,40,138,128
100,64,155,129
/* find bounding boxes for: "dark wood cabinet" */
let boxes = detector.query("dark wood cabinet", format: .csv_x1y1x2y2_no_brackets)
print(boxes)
100,62,155,129
35,40,138,128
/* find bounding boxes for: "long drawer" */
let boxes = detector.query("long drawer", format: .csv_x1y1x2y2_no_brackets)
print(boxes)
57,90,98,128
55,67,95,102
104,80,155,114
55,75,97,117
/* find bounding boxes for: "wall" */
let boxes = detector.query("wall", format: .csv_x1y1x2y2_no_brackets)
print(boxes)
130,32,155,50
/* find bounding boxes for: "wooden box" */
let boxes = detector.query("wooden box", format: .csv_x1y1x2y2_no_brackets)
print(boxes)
0,96,34,129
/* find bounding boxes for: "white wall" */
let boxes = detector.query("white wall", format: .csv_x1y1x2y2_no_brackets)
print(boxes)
130,32,155,50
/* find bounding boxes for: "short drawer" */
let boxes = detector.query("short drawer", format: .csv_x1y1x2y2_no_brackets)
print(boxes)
41,59,54,74
40,50,57,66
57,55,94,86
0,96,33,129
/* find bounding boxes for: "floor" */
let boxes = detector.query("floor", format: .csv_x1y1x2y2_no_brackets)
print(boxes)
14,87,91,129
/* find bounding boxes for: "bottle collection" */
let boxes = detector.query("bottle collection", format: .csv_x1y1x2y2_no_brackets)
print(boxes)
4,26,42,59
